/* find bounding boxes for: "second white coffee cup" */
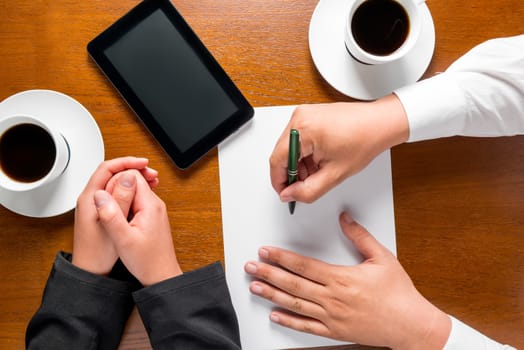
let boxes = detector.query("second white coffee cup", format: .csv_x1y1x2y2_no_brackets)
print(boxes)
0,114,70,192
344,0,425,65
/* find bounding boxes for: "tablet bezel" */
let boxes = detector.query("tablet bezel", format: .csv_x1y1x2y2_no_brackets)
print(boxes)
87,0,253,169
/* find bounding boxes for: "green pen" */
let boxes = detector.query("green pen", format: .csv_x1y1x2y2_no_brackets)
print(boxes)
287,129,300,215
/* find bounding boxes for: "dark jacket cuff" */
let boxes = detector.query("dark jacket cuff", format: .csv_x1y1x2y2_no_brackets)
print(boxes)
133,262,241,349
26,252,136,350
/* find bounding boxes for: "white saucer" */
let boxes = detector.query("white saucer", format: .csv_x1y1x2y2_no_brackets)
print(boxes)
309,0,435,100
0,90,104,218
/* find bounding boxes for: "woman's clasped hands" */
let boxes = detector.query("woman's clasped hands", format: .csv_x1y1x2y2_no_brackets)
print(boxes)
72,156,182,286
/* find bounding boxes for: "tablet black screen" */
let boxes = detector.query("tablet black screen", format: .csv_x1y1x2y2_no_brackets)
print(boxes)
88,0,253,169
104,9,237,153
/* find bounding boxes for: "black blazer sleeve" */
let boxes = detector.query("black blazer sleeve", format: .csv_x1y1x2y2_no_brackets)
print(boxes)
133,262,242,350
26,252,137,350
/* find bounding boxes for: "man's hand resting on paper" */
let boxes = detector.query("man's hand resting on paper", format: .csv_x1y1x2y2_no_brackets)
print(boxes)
245,212,451,350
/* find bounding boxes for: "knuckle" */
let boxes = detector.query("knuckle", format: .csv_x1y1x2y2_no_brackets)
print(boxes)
76,192,91,209
98,160,111,172
299,188,318,204
257,265,271,281
269,153,278,168
300,319,314,334
115,188,132,202
157,200,167,213
292,257,307,275
326,294,350,316
287,279,301,295
75,195,85,208
333,274,350,289
290,297,303,313
99,207,119,228
351,224,372,244
291,105,316,129
266,248,280,263
292,105,309,121
345,284,361,300
264,287,276,302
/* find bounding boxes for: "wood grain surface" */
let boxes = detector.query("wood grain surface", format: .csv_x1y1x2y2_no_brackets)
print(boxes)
1,1,523,349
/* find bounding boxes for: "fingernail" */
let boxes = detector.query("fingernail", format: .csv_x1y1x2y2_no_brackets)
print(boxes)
342,212,354,224
145,166,158,175
119,172,136,188
270,313,280,323
245,263,257,274
280,194,294,203
258,248,269,259
94,190,111,208
250,283,263,294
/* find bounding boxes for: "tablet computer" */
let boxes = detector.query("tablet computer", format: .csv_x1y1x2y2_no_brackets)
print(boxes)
87,0,253,169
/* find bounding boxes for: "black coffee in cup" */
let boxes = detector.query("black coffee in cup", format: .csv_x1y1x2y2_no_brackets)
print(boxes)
0,123,56,183
351,0,410,56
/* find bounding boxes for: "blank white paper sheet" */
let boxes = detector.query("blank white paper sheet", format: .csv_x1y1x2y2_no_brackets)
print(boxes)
218,105,396,350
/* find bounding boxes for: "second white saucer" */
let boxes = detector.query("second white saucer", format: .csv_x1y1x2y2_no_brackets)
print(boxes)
309,0,436,100
0,90,104,218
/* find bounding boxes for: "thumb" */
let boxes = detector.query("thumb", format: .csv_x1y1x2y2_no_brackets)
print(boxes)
94,190,131,240
339,212,388,260
281,166,341,203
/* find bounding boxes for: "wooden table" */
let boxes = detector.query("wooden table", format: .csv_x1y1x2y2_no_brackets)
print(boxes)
1,1,523,349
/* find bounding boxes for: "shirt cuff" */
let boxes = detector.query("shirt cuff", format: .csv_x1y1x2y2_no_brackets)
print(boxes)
133,261,226,302
443,316,516,350
132,262,241,348
394,72,469,142
56,251,139,293
26,252,137,350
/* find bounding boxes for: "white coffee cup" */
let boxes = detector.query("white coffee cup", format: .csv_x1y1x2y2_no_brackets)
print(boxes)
344,0,425,65
0,114,70,192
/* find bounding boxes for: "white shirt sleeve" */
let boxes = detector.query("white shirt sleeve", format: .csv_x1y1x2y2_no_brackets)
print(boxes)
394,34,524,142
444,316,516,350
395,35,522,348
